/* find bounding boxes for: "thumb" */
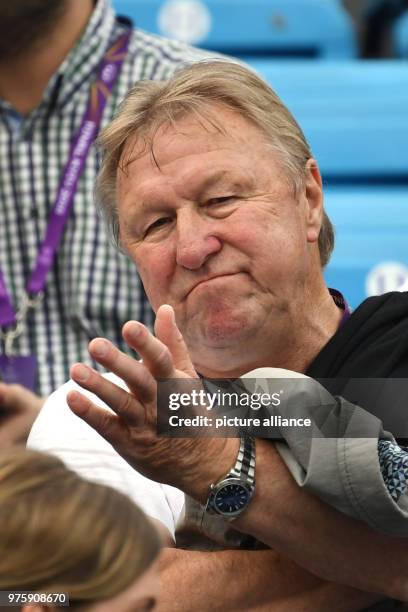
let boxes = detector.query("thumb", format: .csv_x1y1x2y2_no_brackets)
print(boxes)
0,383,17,410
0,382,6,401
0,383,44,413
154,305,197,377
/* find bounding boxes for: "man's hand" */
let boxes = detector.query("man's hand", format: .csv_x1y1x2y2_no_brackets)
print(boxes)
67,304,239,500
0,383,45,448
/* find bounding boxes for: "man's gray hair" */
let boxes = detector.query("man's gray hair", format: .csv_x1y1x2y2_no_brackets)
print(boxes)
96,60,334,266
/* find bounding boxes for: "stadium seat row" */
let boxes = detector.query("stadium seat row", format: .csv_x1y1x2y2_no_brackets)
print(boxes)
114,0,408,59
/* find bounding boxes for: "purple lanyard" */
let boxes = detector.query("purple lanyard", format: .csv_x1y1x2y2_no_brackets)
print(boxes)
0,28,131,330
329,287,351,327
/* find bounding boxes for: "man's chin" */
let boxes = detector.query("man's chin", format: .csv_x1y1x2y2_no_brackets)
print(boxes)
187,314,253,348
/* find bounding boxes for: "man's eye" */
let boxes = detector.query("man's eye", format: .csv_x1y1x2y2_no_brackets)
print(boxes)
208,196,236,205
145,217,171,235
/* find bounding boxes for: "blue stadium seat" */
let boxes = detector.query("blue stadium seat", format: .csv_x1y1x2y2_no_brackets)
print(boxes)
250,60,408,179
324,186,408,307
394,11,408,57
249,60,408,305
113,0,357,58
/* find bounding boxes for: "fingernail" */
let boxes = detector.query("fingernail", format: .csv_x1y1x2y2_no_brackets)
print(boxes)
92,340,109,358
162,304,175,322
128,323,142,340
68,390,80,406
73,364,90,382
68,391,85,413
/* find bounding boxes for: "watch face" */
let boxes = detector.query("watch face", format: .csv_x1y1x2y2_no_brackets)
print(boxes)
214,483,250,515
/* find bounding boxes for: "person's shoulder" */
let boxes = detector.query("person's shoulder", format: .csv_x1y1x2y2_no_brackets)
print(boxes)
27,371,185,537
358,290,408,316
126,26,225,76
308,291,408,378
343,291,408,344
130,26,212,60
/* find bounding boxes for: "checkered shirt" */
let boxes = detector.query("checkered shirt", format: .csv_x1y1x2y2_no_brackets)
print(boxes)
0,0,207,395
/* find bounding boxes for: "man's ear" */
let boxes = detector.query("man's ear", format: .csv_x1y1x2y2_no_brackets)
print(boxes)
303,158,323,244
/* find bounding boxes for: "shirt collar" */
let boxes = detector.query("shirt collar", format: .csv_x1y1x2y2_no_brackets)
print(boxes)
48,0,117,110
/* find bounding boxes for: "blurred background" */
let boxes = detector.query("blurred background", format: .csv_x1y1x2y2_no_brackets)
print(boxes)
113,0,408,309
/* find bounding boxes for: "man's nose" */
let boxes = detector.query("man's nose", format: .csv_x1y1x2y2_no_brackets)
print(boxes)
175,211,222,270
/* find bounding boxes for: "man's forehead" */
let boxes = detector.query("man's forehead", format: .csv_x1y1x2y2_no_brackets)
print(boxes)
118,158,253,210
118,104,269,176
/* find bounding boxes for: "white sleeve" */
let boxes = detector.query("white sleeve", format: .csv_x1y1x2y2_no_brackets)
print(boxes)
27,373,185,540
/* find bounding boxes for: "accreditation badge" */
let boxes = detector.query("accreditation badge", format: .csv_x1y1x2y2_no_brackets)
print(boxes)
0,355,38,391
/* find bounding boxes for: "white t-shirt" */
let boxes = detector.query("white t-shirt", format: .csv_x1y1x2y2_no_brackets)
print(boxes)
27,373,185,540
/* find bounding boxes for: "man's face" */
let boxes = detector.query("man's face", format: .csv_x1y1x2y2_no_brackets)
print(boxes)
117,105,323,375
0,1,69,61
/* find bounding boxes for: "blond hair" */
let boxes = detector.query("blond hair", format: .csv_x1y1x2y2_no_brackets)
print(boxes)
0,449,160,605
96,60,334,266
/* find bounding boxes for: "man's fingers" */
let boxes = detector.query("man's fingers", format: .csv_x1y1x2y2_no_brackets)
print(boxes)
0,383,44,414
67,388,130,444
85,339,156,404
154,305,197,377
122,318,175,379
0,418,29,447
70,364,150,427
0,383,43,447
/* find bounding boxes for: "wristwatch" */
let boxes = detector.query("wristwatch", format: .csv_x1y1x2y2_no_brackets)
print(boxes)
205,436,256,520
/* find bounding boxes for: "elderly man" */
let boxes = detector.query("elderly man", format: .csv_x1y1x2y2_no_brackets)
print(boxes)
29,61,408,610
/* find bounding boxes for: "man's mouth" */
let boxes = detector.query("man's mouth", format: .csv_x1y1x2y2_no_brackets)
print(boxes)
186,273,239,297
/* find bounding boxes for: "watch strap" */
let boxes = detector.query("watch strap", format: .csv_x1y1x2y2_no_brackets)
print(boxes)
228,436,256,485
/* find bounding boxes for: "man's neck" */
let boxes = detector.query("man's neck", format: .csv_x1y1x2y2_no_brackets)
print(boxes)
0,0,94,115
194,284,344,379
275,288,344,374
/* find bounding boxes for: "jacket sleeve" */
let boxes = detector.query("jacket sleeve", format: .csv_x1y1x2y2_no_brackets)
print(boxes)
268,375,408,536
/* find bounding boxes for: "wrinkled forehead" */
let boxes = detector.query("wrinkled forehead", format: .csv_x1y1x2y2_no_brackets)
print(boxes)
117,103,272,176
